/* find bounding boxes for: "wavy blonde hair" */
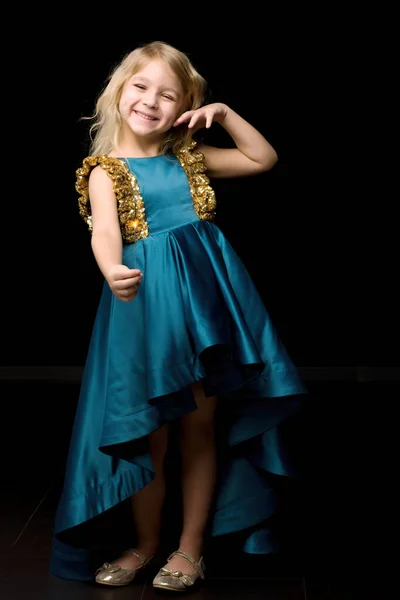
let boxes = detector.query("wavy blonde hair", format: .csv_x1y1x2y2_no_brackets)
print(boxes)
87,41,207,156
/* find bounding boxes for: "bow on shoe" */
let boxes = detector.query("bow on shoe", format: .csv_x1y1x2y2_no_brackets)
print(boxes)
95,562,122,575
159,567,195,586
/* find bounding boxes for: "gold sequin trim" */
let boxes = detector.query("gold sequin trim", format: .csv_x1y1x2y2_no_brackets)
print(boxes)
75,155,149,243
176,141,217,221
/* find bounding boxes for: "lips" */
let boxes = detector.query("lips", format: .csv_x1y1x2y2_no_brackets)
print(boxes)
134,110,159,121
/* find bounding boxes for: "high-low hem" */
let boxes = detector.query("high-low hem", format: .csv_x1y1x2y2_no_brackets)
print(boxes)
51,154,307,581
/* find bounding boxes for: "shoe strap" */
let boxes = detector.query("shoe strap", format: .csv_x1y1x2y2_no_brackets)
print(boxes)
167,550,205,578
124,548,150,565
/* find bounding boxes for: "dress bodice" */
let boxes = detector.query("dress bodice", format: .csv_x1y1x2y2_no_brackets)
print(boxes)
75,142,217,243
124,155,199,236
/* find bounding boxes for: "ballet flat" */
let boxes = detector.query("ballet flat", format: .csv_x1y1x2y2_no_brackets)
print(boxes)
152,550,205,592
95,548,154,586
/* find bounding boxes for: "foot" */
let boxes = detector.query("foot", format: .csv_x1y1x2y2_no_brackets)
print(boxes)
164,543,202,574
95,546,157,586
110,544,158,570
153,549,205,591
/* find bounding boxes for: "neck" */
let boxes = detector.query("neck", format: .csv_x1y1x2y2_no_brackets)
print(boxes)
115,133,165,158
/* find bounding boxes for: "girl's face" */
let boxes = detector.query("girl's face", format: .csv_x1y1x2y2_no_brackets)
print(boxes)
119,59,184,141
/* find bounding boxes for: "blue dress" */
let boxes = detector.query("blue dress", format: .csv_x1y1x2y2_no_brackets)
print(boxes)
50,147,307,581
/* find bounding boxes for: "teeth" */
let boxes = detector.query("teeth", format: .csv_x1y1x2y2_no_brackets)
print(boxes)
135,111,156,120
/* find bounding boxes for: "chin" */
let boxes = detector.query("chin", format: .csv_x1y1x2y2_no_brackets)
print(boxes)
132,123,170,138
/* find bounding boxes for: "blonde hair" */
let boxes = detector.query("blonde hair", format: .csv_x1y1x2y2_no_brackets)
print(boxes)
87,41,207,156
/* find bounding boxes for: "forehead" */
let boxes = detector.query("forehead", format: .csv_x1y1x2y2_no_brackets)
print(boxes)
131,59,182,90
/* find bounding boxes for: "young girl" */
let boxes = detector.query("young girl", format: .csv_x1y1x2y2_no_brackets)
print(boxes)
50,40,307,592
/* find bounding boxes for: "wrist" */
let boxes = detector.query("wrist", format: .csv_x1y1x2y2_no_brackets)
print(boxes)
104,263,121,283
216,103,230,124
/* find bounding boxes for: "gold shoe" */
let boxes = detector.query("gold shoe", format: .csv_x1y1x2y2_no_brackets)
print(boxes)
95,548,154,586
152,550,205,592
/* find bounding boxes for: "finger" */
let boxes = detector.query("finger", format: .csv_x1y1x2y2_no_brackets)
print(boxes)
124,289,138,301
112,269,142,281
119,285,138,298
188,115,200,129
117,283,139,301
114,280,138,292
173,111,193,126
123,269,142,278
115,276,142,290
206,114,213,128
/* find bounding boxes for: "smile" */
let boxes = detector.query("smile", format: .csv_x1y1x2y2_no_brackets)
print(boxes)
134,110,158,121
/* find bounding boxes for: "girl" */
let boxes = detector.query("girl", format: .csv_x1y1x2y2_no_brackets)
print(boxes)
50,40,307,592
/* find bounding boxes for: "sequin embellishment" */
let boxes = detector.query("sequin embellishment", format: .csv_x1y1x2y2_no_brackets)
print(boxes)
76,142,216,243
76,155,149,243
176,141,217,221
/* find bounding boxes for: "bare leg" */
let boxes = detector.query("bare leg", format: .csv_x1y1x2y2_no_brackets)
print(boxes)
110,423,169,569
166,381,217,573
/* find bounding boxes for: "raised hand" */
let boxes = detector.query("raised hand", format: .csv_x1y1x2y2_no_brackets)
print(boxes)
173,103,228,133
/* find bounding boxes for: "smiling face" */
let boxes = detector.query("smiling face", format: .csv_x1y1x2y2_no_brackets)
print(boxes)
118,58,184,147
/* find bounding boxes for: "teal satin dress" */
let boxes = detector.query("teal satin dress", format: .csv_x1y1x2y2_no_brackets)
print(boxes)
50,153,307,581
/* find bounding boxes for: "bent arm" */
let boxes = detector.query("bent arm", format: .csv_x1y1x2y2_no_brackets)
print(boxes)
199,105,278,178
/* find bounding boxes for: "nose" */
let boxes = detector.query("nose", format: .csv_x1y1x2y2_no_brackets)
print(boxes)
143,93,158,109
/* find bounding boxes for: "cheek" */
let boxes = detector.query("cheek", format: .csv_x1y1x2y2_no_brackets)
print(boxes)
118,94,128,113
165,104,180,122
118,102,129,120
174,102,187,121
119,89,137,110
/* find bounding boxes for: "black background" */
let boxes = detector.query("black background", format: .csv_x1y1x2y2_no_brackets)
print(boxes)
1,11,398,597
4,14,384,371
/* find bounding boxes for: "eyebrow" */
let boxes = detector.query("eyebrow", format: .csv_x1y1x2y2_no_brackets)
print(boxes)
132,75,180,95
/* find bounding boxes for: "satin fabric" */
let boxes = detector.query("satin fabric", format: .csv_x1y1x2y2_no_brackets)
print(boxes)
50,155,307,581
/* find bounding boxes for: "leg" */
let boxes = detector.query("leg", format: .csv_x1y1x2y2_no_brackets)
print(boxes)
166,381,217,573
110,423,169,569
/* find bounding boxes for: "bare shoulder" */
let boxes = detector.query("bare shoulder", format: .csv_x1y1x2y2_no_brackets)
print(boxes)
88,165,117,210
88,164,114,188
88,165,120,234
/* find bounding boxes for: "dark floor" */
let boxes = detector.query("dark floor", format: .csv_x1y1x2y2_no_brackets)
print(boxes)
0,375,396,599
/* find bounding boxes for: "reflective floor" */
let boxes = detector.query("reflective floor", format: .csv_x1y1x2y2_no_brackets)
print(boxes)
0,377,394,599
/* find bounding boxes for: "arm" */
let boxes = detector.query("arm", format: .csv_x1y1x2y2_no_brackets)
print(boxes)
88,166,143,301
174,103,278,178
88,165,123,279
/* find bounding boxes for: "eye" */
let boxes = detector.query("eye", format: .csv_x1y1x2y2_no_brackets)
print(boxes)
134,84,145,89
162,95,175,101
